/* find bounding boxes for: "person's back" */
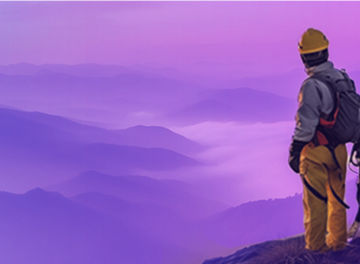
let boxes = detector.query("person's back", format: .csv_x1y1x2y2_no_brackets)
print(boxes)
288,28,352,252
293,61,342,145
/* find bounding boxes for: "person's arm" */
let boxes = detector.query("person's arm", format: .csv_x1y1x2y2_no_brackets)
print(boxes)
293,79,323,142
288,79,322,173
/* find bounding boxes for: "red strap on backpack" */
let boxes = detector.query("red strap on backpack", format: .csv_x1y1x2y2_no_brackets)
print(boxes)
312,76,341,146
316,105,340,146
319,106,340,128
316,130,329,145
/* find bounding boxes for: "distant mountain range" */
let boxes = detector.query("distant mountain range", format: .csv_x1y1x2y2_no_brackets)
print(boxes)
0,188,201,264
213,68,360,99
3,63,360,264
0,107,204,154
0,63,304,126
114,125,205,154
0,63,200,127
0,107,200,191
3,173,359,264
168,88,296,124
1,64,359,126
48,170,227,220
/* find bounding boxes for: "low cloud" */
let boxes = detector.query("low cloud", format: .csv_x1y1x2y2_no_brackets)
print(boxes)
170,121,303,205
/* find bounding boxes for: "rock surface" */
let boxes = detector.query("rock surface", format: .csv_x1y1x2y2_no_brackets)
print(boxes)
203,235,360,264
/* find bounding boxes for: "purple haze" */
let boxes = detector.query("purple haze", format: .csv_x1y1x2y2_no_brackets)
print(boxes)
2,2,360,264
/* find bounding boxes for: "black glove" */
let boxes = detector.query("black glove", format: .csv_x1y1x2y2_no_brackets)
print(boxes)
288,139,308,173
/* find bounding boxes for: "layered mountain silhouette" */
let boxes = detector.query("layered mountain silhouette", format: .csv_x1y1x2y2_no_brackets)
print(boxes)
0,107,200,191
70,191,224,261
0,63,305,126
168,88,296,124
3,63,360,264
114,125,205,154
0,63,200,126
2,64,359,126
2,182,358,264
208,68,360,99
0,107,203,153
0,188,201,264
48,170,227,220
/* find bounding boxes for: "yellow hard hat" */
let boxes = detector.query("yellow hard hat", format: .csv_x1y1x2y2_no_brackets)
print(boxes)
298,28,329,54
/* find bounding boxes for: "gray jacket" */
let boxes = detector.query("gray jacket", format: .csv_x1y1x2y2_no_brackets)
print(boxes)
292,61,346,142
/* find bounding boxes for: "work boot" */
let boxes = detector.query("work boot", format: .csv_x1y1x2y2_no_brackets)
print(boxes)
328,242,347,251
305,244,331,254
348,221,360,241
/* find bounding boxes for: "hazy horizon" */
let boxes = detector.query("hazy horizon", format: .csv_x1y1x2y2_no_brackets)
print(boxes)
3,2,360,79
2,2,360,263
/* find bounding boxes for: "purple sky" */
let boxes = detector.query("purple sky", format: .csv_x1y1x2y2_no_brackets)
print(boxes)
3,2,360,79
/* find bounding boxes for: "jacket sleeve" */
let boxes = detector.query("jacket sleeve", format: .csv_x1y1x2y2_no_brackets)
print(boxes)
292,79,322,142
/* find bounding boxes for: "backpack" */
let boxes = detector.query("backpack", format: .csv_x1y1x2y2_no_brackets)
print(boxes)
305,70,360,210
310,70,360,147
316,71,360,235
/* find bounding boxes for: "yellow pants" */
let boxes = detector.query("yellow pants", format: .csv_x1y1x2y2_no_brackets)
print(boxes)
299,143,347,251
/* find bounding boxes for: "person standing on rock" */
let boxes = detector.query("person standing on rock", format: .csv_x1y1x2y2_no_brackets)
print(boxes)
288,28,353,252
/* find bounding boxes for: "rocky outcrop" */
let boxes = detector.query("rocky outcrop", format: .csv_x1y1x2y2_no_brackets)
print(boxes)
203,235,360,264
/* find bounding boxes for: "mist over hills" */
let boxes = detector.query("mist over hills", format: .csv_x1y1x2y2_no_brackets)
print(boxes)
0,63,301,126
3,63,360,263
114,125,205,154
168,88,295,124
216,68,360,99
0,63,199,127
0,107,203,154
48,170,227,220
5,2,360,263
0,107,200,191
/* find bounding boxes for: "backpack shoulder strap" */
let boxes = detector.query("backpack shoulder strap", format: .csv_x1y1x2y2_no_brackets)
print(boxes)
309,75,341,147
310,74,341,125
338,69,356,91
308,73,338,108
310,73,337,93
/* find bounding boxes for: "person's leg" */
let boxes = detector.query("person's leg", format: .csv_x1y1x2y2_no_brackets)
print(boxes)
301,158,328,251
326,144,347,250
